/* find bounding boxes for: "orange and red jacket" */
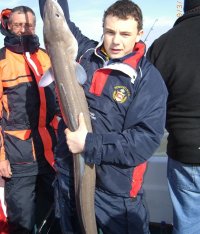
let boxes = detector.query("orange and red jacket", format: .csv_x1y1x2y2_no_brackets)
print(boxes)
0,47,58,174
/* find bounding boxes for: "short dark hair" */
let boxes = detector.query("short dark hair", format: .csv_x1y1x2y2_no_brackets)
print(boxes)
103,0,143,31
8,6,36,25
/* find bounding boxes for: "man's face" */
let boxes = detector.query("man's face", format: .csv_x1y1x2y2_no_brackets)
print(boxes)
103,15,143,59
8,11,35,36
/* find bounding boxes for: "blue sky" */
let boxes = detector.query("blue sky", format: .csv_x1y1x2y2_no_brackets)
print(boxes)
0,0,184,49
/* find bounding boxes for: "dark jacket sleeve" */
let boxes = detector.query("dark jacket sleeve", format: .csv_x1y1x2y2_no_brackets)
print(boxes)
146,41,156,62
146,37,168,83
84,63,168,167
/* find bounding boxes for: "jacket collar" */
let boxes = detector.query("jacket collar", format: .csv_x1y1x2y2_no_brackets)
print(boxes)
94,36,146,69
4,34,40,54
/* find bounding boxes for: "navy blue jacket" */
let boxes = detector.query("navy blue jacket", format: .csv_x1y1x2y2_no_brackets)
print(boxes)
55,19,168,197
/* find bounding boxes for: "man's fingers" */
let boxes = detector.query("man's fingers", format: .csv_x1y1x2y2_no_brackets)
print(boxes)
0,160,12,178
64,128,70,135
64,113,86,134
8,165,12,176
0,169,11,178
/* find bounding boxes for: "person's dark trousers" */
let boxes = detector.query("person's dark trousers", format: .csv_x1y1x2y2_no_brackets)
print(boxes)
54,168,82,234
95,189,150,234
4,173,61,234
35,174,61,234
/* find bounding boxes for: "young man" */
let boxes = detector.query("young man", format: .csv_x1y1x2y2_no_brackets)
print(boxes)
147,0,200,233
0,6,60,234
40,0,168,233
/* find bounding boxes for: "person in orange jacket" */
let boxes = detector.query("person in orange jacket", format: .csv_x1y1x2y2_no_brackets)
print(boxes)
0,6,60,234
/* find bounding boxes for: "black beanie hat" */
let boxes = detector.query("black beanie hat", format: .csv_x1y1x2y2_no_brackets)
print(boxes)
184,0,200,12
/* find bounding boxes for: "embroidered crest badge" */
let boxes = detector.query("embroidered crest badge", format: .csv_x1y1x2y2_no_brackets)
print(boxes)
113,86,130,103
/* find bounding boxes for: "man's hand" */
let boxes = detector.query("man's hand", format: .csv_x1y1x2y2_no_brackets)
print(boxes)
0,160,12,178
65,112,88,154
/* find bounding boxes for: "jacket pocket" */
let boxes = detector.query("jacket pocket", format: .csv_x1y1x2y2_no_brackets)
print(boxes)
4,130,35,163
